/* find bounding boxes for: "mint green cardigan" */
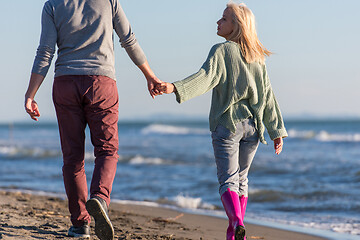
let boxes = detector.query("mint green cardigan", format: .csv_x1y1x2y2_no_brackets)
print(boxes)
173,41,287,144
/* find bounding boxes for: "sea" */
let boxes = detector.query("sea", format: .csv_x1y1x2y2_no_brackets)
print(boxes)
1,119,360,240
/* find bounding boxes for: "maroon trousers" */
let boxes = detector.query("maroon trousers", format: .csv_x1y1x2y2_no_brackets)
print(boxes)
53,75,119,226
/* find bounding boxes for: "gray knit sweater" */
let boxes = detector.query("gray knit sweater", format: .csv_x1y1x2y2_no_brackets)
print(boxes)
173,41,287,144
31,0,147,80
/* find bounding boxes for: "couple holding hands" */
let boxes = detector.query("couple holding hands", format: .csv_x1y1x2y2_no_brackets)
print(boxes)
25,0,287,240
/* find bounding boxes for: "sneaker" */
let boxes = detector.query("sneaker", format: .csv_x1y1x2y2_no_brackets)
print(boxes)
68,224,90,238
86,197,114,240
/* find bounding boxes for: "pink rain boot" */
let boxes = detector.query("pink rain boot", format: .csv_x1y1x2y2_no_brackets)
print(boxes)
221,189,245,240
226,219,234,240
240,196,248,240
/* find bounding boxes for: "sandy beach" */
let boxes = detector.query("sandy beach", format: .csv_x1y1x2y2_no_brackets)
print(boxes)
0,190,328,240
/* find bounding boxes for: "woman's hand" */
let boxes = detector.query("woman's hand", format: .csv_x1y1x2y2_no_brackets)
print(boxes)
157,82,175,94
273,137,283,155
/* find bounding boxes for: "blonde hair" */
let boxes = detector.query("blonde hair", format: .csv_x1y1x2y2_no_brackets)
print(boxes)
226,3,271,63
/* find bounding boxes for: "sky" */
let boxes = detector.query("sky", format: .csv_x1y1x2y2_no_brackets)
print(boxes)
1,0,360,123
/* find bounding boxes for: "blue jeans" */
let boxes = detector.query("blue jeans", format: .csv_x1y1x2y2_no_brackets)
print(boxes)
211,119,260,197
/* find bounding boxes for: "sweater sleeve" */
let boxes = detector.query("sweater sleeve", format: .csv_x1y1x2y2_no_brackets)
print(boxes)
31,2,57,77
262,67,288,140
112,0,146,66
173,45,224,103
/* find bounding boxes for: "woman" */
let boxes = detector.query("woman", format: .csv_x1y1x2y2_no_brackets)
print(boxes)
158,3,287,240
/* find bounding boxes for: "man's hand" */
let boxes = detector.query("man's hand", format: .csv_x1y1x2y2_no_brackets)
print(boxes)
25,97,40,121
24,73,45,121
146,76,163,98
137,61,163,98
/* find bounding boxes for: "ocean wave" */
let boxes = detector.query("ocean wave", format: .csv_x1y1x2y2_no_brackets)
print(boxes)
330,223,360,235
250,189,294,203
84,151,95,161
172,194,216,210
113,194,219,212
141,124,208,135
127,155,167,165
296,221,360,237
272,204,360,213
71,153,168,165
287,129,316,139
315,131,360,142
288,129,360,142
249,188,352,204
246,214,360,238
0,145,61,159
0,144,96,162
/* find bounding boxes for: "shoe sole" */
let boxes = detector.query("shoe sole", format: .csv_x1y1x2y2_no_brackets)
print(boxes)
86,198,114,240
235,225,245,240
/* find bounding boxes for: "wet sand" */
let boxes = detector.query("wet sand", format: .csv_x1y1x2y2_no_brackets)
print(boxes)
0,191,327,240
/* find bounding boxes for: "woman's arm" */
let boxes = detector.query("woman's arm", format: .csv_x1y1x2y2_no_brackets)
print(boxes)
170,45,224,103
262,66,288,142
261,68,287,154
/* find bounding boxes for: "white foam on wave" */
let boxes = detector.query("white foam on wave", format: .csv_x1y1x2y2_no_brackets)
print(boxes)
331,223,360,235
84,151,95,161
288,129,316,139
83,154,167,165
141,124,208,135
290,220,360,237
288,129,360,142
129,155,166,165
173,194,216,210
0,145,16,155
315,131,360,142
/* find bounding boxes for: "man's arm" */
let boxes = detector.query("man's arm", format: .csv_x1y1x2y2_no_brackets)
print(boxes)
138,61,162,98
24,73,45,121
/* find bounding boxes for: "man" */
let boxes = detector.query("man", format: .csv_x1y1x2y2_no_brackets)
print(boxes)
24,0,161,239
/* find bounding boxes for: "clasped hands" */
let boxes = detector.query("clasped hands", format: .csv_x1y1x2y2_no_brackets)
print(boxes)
151,82,175,97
